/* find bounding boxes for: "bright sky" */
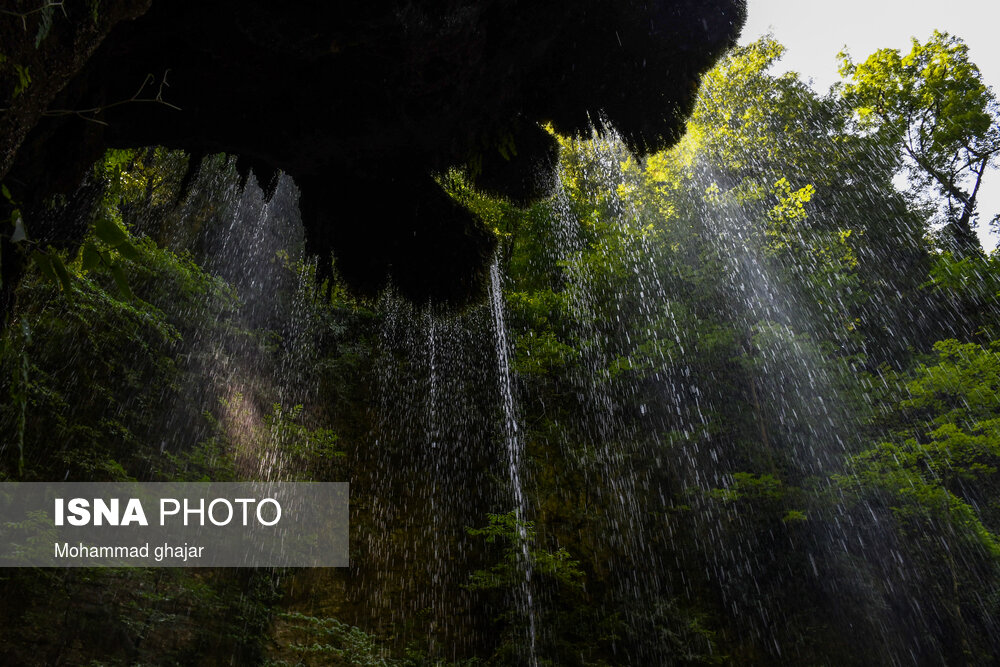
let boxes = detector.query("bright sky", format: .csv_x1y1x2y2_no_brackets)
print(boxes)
740,0,1000,249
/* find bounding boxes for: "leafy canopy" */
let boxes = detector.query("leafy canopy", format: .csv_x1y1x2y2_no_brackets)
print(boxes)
839,31,1000,252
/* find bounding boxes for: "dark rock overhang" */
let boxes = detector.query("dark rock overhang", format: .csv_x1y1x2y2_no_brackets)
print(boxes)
1,0,746,306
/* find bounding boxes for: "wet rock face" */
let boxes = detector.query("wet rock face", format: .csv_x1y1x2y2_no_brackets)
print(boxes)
3,0,745,305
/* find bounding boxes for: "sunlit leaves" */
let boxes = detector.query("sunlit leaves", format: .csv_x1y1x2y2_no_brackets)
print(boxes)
902,339,1000,426
764,177,815,254
840,32,995,156
686,35,832,189
840,31,1000,251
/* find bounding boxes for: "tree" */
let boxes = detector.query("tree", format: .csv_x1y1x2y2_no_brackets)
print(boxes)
839,31,1000,256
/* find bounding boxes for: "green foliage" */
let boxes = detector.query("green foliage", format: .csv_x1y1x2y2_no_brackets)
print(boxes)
466,511,584,593
710,472,784,503
482,32,1000,664
1,147,251,482
903,339,1000,426
839,31,997,167
2,319,30,475
840,31,1000,253
928,252,1000,299
268,612,397,666
645,599,727,666
831,338,1000,662
849,340,1000,538
4,24,1000,667
157,411,237,482
764,177,815,254
466,512,598,665
0,146,317,662
259,403,345,480
11,61,30,97
268,613,482,666
0,228,240,480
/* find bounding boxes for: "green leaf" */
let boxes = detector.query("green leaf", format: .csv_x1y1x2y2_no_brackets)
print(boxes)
49,253,73,294
94,217,130,247
80,242,102,272
109,262,135,301
31,250,58,285
116,240,143,262
13,64,30,98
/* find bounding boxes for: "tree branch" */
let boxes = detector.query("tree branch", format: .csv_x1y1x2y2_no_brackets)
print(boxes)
0,71,181,126
0,1,65,31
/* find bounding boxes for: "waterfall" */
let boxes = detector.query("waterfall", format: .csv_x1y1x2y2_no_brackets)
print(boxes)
488,256,539,665
8,58,999,659
140,158,313,483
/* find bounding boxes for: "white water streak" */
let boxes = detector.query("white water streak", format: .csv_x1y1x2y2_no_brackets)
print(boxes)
488,256,538,666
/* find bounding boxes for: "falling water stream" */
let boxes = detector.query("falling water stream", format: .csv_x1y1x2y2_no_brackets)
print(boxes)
488,256,539,666
361,129,872,661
